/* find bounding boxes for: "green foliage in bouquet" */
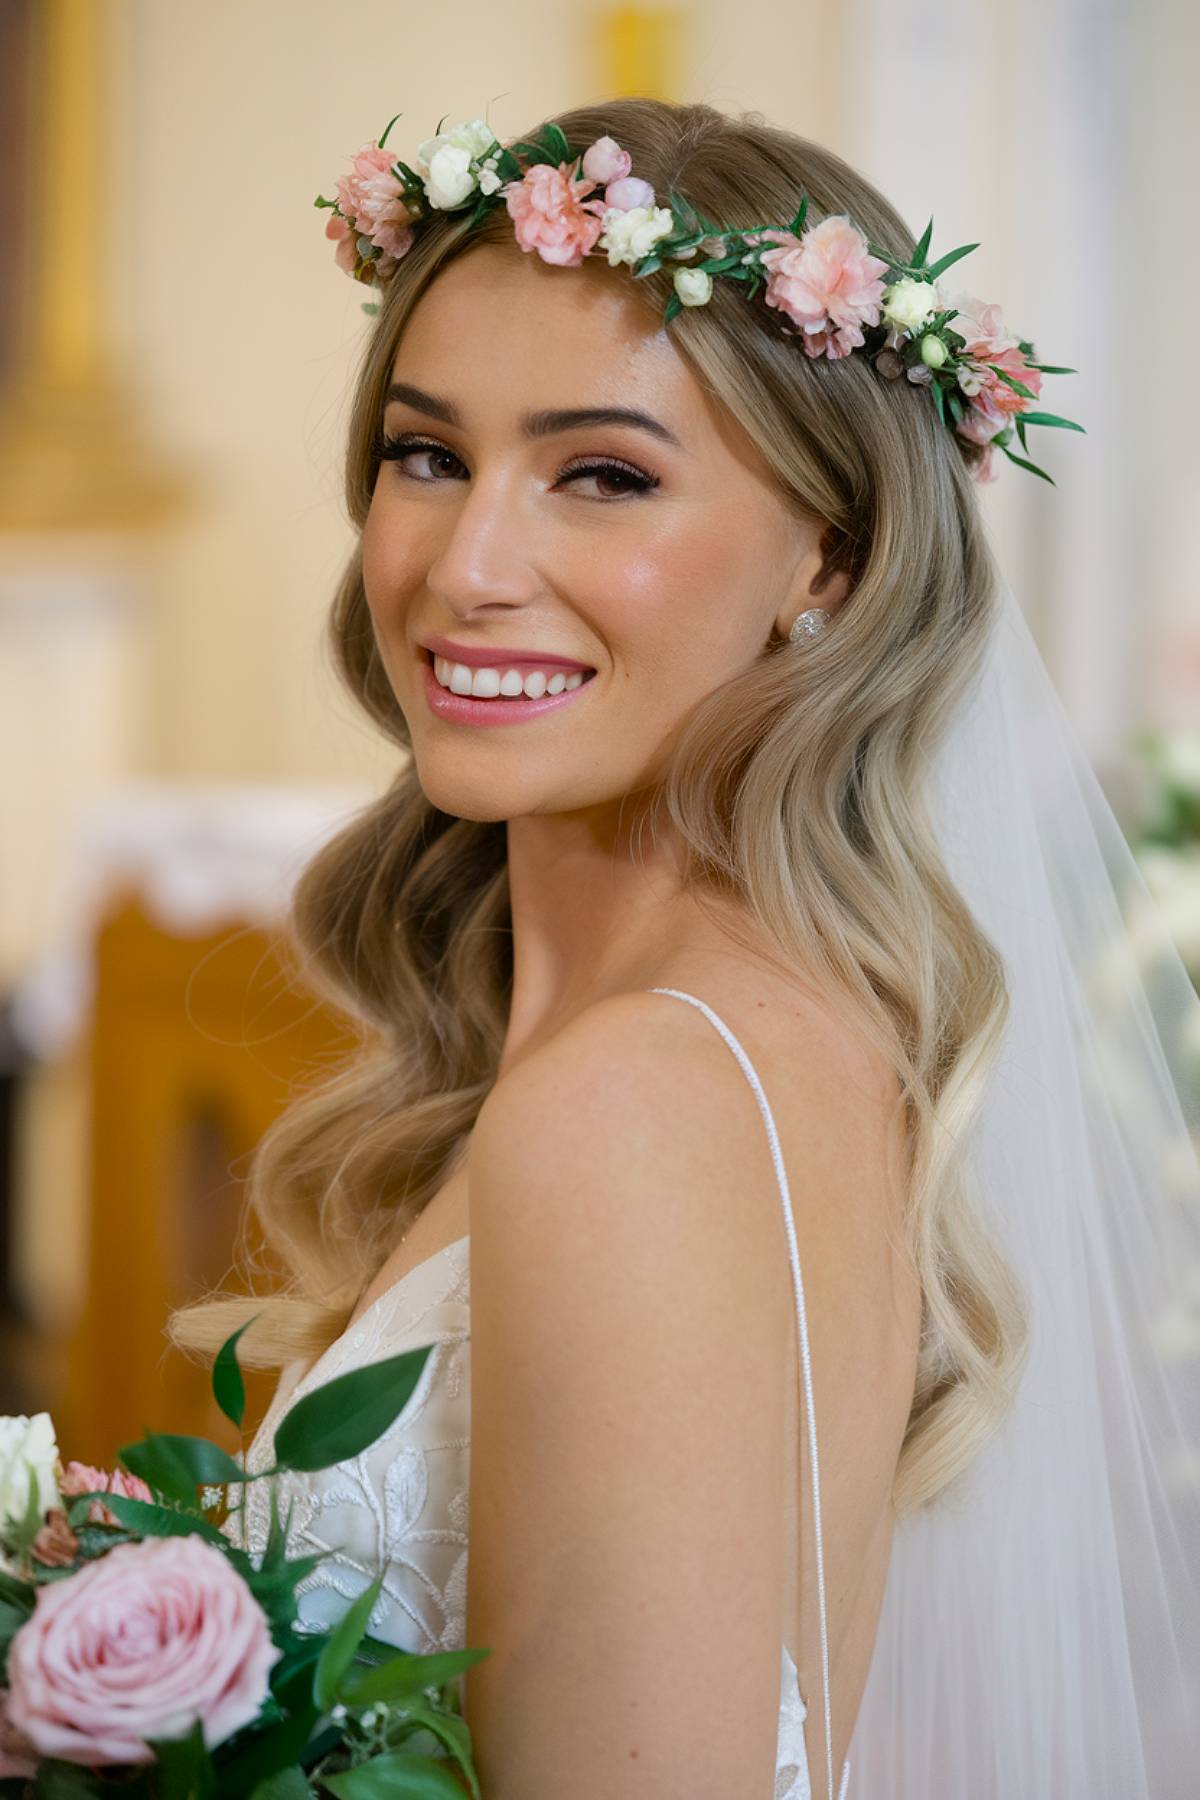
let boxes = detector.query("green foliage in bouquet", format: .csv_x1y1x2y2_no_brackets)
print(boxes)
0,1322,490,1800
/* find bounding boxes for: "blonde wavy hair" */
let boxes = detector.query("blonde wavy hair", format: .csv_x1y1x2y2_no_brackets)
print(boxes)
169,95,1028,1519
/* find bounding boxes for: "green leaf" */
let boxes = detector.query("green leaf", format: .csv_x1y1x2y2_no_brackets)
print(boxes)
93,1492,249,1561
391,1703,478,1798
663,294,683,326
1024,362,1076,375
1000,443,1057,485
217,1707,319,1800
31,1760,102,1800
248,1771,313,1800
320,1755,468,1800
1012,410,1085,432
930,380,947,427
911,216,934,269
118,1433,247,1506
631,254,663,278
315,1575,383,1708
272,1346,434,1473
339,1645,491,1707
923,241,980,282
985,364,1038,402
213,1318,258,1430
378,113,403,153
146,1719,216,1800
540,121,572,165
0,1568,34,1614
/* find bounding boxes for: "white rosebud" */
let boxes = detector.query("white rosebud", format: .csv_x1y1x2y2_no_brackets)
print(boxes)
597,204,675,268
882,276,938,335
920,334,948,369
0,1412,61,1533
417,117,496,171
674,268,713,307
424,143,477,210
477,167,502,196
957,362,986,397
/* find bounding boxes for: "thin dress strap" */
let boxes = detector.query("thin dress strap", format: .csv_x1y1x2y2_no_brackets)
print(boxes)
647,987,849,1800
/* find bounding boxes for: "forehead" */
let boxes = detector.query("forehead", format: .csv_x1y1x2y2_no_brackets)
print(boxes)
391,243,693,417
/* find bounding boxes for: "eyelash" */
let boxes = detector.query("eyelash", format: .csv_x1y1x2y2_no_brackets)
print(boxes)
371,430,661,500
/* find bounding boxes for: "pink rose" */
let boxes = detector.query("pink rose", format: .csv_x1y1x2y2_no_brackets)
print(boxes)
750,214,890,360
581,135,631,185
6,1535,279,1765
334,143,417,261
59,1460,153,1528
0,1690,36,1781
503,160,608,266
602,175,657,213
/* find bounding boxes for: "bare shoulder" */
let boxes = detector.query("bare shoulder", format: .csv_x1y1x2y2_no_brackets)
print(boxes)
471,987,800,1312
460,983,908,1796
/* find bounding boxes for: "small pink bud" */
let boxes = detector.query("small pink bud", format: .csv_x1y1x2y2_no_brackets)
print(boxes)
603,175,657,212
581,135,631,185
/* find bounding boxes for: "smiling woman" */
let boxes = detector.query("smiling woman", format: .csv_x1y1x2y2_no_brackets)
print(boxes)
167,93,1200,1800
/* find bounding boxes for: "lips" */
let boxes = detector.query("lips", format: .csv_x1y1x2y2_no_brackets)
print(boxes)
420,632,595,673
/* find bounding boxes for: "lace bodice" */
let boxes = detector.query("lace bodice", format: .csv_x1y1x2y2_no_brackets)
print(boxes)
227,989,852,1800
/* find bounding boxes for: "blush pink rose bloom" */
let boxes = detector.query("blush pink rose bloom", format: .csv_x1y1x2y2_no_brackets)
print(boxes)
503,160,608,266
749,215,890,359
6,1534,279,1765
581,135,631,185
334,143,417,261
58,1461,153,1528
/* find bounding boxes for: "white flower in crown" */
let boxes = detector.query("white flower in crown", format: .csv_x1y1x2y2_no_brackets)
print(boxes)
417,117,499,210
882,276,939,334
598,204,675,268
674,267,713,307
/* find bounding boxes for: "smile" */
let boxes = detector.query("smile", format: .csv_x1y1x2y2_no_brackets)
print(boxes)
421,651,597,726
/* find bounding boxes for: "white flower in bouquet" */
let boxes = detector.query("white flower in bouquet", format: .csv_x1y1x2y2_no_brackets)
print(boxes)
0,1414,61,1535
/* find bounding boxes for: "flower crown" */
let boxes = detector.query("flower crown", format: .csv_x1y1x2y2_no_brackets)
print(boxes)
315,112,1084,487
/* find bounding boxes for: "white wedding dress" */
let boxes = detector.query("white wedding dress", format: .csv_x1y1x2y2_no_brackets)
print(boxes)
228,986,853,1800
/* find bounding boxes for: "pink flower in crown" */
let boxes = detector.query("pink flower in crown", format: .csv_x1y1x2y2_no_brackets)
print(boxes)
503,159,608,266
945,290,1043,452
59,1460,153,1528
324,212,363,276
334,143,418,262
581,135,632,185
748,215,890,360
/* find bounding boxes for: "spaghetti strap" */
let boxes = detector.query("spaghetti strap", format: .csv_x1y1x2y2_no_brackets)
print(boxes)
646,986,845,1800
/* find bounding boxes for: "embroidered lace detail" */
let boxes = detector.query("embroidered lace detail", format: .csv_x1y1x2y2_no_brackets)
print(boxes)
223,1233,831,1792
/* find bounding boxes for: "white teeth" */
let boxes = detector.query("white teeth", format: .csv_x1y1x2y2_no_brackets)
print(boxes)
432,654,591,701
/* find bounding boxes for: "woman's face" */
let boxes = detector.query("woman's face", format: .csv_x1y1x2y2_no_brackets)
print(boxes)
361,242,839,824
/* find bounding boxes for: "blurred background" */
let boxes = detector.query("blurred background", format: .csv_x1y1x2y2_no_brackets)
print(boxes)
1,0,1197,1463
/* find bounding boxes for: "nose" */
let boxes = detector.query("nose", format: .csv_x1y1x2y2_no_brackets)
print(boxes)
424,468,542,622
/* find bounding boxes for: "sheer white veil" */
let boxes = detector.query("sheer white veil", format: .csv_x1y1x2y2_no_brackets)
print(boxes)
845,572,1200,1795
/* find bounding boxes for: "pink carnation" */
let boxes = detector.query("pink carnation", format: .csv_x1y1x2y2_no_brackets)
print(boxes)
6,1534,279,1765
503,160,608,266
750,215,890,359
946,290,1043,455
59,1461,153,1528
334,143,417,262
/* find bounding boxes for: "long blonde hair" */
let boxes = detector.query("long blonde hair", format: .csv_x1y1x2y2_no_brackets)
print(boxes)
170,96,1027,1518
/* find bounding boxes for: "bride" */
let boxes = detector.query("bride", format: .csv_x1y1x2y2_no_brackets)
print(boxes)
171,98,1200,1798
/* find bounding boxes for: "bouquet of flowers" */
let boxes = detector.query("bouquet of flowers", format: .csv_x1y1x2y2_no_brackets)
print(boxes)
0,1323,486,1798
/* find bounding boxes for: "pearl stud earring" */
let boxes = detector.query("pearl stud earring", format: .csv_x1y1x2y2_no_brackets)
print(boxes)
789,608,830,643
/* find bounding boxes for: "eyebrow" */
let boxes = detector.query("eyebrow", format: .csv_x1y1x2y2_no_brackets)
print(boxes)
383,380,685,451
